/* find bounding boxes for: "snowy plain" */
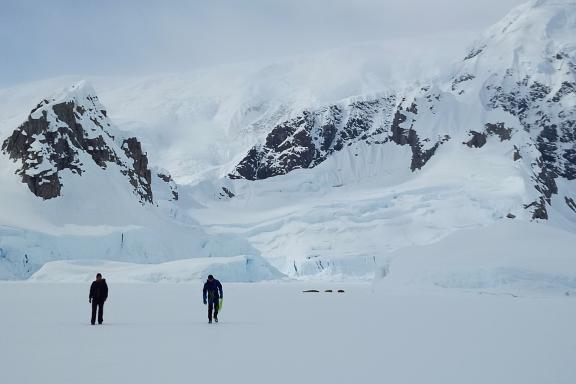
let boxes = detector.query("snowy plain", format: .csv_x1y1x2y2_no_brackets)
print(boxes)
0,282,574,384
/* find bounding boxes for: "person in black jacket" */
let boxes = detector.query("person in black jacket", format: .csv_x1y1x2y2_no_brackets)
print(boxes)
89,273,108,325
203,275,223,323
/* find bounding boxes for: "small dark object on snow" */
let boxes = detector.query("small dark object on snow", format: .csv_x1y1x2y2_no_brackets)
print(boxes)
302,290,320,293
325,289,333,292
337,290,345,293
506,213,516,219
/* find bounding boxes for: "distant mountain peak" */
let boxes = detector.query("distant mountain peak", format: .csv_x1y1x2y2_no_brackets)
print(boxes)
462,0,576,66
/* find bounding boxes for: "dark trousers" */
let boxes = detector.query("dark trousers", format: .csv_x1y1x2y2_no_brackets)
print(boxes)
208,298,219,321
91,300,104,324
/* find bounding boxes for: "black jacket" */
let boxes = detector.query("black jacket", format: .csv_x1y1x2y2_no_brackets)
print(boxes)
89,279,108,302
203,279,223,302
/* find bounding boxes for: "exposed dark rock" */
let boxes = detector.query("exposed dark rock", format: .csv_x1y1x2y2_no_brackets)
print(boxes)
155,171,178,201
221,187,235,198
464,131,487,148
534,161,558,203
506,213,516,219
485,123,512,141
525,198,548,220
529,81,551,101
389,104,440,171
513,146,522,161
302,290,320,293
22,171,62,200
405,102,418,114
121,138,153,203
566,197,576,213
2,107,84,199
452,74,475,91
551,81,576,102
464,46,485,61
563,149,576,180
157,173,171,183
230,147,264,180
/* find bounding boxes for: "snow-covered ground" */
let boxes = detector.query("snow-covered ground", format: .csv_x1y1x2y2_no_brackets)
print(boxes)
376,220,576,297
0,282,574,384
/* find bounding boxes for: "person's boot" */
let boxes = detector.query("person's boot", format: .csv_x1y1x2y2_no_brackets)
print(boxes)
215,316,218,323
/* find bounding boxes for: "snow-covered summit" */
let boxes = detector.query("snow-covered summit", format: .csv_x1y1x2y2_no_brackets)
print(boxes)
456,0,576,77
2,81,159,203
43,80,100,107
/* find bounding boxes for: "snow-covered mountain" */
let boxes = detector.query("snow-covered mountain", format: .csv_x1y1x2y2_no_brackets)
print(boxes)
2,81,162,203
195,0,576,277
0,0,575,282
0,82,278,280
228,0,576,222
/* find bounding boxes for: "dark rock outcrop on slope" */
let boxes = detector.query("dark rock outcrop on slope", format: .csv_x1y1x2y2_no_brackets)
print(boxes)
156,170,179,201
464,131,487,148
464,123,513,148
230,92,449,180
121,137,153,203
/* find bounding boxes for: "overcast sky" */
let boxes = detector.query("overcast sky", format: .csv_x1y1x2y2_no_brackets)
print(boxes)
0,0,527,87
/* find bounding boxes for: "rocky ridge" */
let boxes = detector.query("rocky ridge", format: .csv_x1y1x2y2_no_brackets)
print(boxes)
1,81,176,204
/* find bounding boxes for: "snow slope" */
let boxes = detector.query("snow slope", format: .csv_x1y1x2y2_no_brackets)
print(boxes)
190,139,534,278
376,220,576,296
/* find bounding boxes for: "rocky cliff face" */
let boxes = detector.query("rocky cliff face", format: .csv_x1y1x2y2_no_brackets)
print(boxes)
1,82,172,204
229,91,450,180
482,65,576,219
454,0,576,219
